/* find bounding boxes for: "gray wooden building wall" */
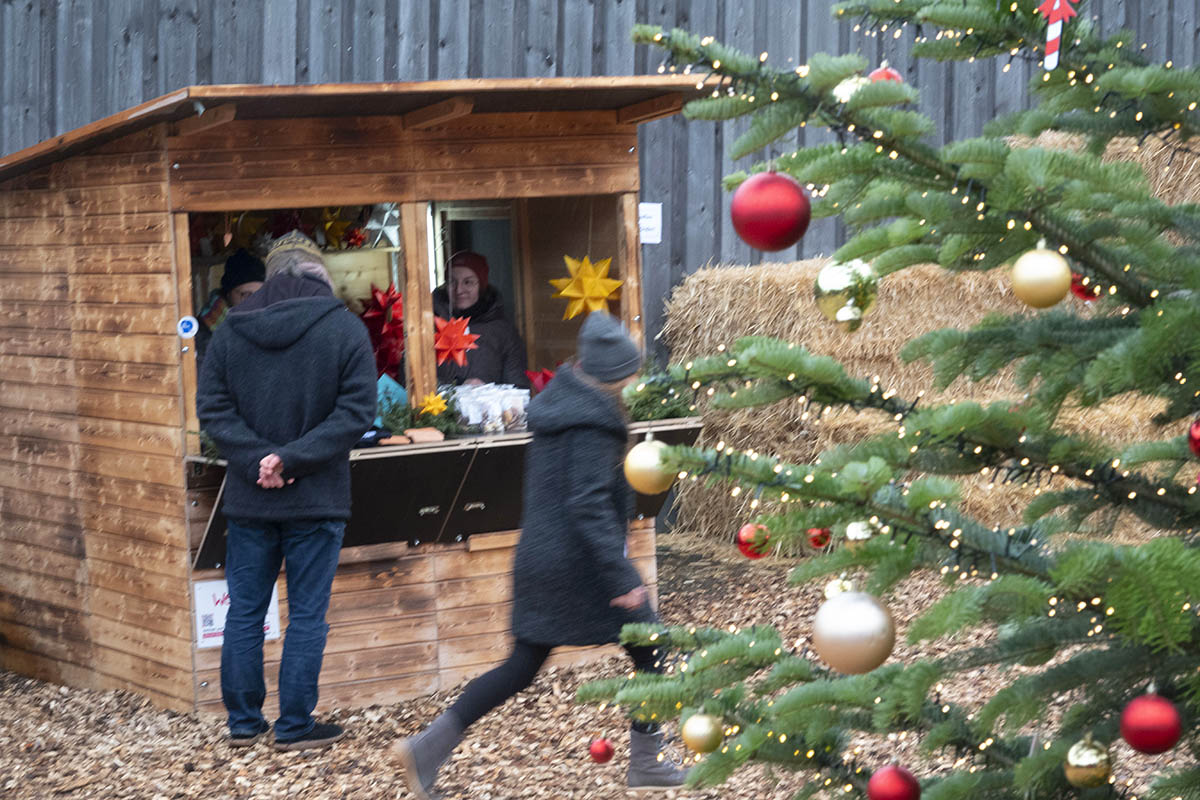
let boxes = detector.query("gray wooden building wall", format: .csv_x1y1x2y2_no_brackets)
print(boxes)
0,0,1192,353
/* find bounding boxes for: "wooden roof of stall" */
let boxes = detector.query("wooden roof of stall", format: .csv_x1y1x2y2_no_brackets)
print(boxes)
0,75,712,183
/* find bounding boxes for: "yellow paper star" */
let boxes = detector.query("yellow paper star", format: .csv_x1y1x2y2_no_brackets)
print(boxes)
419,392,447,417
548,255,623,320
321,207,352,248
233,212,269,249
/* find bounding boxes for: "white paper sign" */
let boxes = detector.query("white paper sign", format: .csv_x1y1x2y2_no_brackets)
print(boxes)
194,578,281,649
638,202,663,245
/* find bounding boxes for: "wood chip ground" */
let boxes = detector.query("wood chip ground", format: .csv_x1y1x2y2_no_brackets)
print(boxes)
0,534,1178,799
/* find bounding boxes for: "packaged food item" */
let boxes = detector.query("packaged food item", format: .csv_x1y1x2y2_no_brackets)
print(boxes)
448,384,531,434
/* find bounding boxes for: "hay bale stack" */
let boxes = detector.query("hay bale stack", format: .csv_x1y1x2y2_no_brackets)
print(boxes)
662,262,1024,541
1024,130,1200,206
661,128,1187,544
662,258,1168,544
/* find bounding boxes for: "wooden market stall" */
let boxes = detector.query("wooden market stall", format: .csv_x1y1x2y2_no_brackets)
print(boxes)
0,77,706,714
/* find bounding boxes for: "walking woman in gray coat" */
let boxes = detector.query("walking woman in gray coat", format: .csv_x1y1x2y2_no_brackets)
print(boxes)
393,311,688,796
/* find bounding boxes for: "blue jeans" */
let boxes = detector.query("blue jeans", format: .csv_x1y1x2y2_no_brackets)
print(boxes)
221,518,344,740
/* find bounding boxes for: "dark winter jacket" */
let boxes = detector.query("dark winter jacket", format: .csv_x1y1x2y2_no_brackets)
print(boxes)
197,274,377,522
511,363,656,646
432,285,529,387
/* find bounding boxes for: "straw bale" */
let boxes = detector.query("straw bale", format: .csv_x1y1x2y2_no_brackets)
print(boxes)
661,260,1170,545
1018,129,1200,207
661,129,1198,545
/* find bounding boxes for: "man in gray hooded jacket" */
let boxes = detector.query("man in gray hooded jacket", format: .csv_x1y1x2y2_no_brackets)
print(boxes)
197,231,376,752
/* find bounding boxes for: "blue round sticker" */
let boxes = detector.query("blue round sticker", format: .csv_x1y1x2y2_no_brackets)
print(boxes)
177,315,199,339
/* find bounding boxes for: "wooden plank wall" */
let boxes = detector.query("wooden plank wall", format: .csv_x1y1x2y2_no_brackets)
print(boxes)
164,112,640,211
0,125,194,711
0,0,1187,361
191,520,659,715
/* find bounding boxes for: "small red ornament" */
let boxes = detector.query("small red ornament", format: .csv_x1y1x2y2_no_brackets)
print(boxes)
808,527,832,548
736,523,770,559
434,316,480,367
867,764,921,800
345,226,366,248
589,737,614,763
1069,272,1098,301
730,171,811,251
869,62,903,83
1120,693,1182,754
1188,419,1200,458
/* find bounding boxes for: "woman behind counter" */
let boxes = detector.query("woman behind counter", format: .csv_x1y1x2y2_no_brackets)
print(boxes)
433,251,529,388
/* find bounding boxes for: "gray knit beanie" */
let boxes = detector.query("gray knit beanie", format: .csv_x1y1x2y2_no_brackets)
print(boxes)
577,311,643,382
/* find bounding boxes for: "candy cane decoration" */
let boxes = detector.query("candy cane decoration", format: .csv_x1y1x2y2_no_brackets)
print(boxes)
1038,0,1078,70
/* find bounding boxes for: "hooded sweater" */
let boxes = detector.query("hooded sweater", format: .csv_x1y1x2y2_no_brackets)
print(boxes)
197,274,377,521
510,363,656,646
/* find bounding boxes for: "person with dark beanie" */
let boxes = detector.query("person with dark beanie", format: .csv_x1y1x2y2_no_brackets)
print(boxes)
197,231,376,752
194,248,266,369
392,310,688,796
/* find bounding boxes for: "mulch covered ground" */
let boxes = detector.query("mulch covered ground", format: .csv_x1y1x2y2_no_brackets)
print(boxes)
0,534,1176,799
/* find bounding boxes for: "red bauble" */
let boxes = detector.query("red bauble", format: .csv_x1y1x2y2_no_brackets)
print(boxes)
589,737,614,763
730,171,811,251
1070,272,1099,302
1120,694,1182,754
808,527,832,548
1188,418,1200,458
867,765,921,800
736,523,770,559
869,63,904,82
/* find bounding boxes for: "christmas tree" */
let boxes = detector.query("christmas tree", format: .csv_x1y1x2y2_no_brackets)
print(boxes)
581,2,1200,797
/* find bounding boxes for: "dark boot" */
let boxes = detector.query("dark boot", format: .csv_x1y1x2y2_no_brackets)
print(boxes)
627,727,689,791
391,711,464,800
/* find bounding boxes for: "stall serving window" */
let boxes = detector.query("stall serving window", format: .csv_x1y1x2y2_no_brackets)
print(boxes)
426,195,624,435
184,196,696,570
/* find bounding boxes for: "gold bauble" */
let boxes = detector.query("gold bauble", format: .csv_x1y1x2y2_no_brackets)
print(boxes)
1010,248,1071,308
814,260,877,323
624,439,675,495
681,713,724,754
811,591,895,674
834,301,864,333
1063,734,1111,789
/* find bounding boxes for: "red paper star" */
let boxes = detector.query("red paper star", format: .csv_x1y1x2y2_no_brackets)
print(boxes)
359,283,405,379
525,368,556,393
434,316,480,367
1037,0,1077,24
361,283,404,336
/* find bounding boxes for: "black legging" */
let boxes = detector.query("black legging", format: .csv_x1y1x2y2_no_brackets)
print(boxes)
450,640,661,731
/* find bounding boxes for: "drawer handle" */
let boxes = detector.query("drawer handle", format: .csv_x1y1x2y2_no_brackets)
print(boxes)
418,505,441,516
463,501,486,511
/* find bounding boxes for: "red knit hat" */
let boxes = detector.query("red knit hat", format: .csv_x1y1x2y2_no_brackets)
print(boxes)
449,251,489,288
